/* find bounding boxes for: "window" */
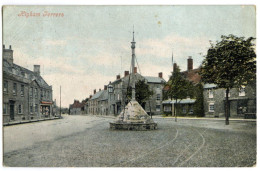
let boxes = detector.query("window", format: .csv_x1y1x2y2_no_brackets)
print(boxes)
35,104,38,113
239,86,246,96
3,104,7,114
183,107,186,113
208,89,213,98
30,104,33,113
224,91,230,97
156,94,161,101
30,87,33,98
156,105,161,111
3,81,8,93
13,83,17,95
47,91,49,99
18,104,23,114
21,85,24,96
209,103,215,112
189,108,193,114
117,94,120,100
164,105,171,112
35,88,38,99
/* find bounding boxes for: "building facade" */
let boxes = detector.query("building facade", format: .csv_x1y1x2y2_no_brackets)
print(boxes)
3,45,54,123
69,100,86,115
203,82,256,118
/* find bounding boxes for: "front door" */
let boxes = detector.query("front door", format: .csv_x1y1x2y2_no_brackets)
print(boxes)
10,102,15,120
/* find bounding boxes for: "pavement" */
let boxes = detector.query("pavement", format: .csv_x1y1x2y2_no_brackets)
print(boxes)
3,116,61,126
3,114,256,167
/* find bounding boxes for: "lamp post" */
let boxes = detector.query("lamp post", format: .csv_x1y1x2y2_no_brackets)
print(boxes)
108,84,114,115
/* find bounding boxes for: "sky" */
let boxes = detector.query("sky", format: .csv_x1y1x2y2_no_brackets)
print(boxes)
2,5,256,107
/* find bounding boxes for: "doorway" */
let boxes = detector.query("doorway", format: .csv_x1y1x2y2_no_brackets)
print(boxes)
9,101,15,120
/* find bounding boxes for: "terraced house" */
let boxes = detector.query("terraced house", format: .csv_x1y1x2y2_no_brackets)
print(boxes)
2,45,54,123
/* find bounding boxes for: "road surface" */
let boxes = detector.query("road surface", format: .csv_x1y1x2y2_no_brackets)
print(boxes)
3,115,256,167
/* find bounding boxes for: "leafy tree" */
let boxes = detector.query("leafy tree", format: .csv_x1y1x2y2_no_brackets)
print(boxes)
200,35,256,125
127,80,154,108
164,68,194,121
193,83,204,117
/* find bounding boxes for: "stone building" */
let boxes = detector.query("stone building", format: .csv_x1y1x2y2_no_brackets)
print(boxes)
69,100,86,115
106,70,165,116
2,45,54,123
203,82,256,118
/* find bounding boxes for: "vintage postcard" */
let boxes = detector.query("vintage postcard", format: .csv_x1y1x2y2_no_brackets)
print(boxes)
2,5,256,167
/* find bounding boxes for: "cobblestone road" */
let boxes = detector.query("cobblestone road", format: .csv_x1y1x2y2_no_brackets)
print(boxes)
3,115,256,167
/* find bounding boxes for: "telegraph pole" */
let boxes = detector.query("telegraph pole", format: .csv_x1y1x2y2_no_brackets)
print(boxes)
60,86,61,117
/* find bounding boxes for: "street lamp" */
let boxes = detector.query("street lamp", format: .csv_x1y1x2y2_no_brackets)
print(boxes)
108,85,114,93
108,84,114,115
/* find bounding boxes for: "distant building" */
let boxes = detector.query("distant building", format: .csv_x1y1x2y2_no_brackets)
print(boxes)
69,100,86,115
162,56,201,116
2,45,54,123
87,33,166,116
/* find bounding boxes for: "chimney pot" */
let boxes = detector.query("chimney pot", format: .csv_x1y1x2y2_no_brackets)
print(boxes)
124,71,129,77
116,74,120,80
104,85,107,90
33,65,40,75
94,89,96,94
187,56,193,71
159,72,163,78
134,67,137,74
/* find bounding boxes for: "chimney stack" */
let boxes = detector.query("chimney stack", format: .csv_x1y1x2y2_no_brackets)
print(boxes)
33,65,40,75
94,89,96,94
99,88,101,91
104,85,107,90
124,71,129,77
3,44,14,65
116,74,120,80
134,67,137,74
158,72,163,78
187,56,193,71
9,45,12,50
90,95,92,99
173,63,178,72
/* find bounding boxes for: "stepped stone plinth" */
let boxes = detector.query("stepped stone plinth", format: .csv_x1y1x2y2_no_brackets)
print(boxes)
110,100,157,131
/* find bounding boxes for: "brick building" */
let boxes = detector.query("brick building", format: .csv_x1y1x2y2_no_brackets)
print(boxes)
162,56,202,116
2,45,54,123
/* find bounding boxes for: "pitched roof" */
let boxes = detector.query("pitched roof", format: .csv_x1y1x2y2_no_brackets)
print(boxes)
91,90,104,100
144,76,166,83
3,60,50,89
162,98,196,104
181,68,201,84
70,100,85,108
203,83,217,89
100,90,108,101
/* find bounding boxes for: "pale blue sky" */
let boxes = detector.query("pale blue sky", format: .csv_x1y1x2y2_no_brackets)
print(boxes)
3,5,256,107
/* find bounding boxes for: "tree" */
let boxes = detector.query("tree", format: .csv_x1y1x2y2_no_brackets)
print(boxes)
164,68,194,121
200,35,256,125
127,80,154,108
193,83,205,117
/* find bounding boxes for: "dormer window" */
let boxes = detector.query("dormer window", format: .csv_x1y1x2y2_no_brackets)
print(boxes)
208,89,213,98
239,86,246,96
